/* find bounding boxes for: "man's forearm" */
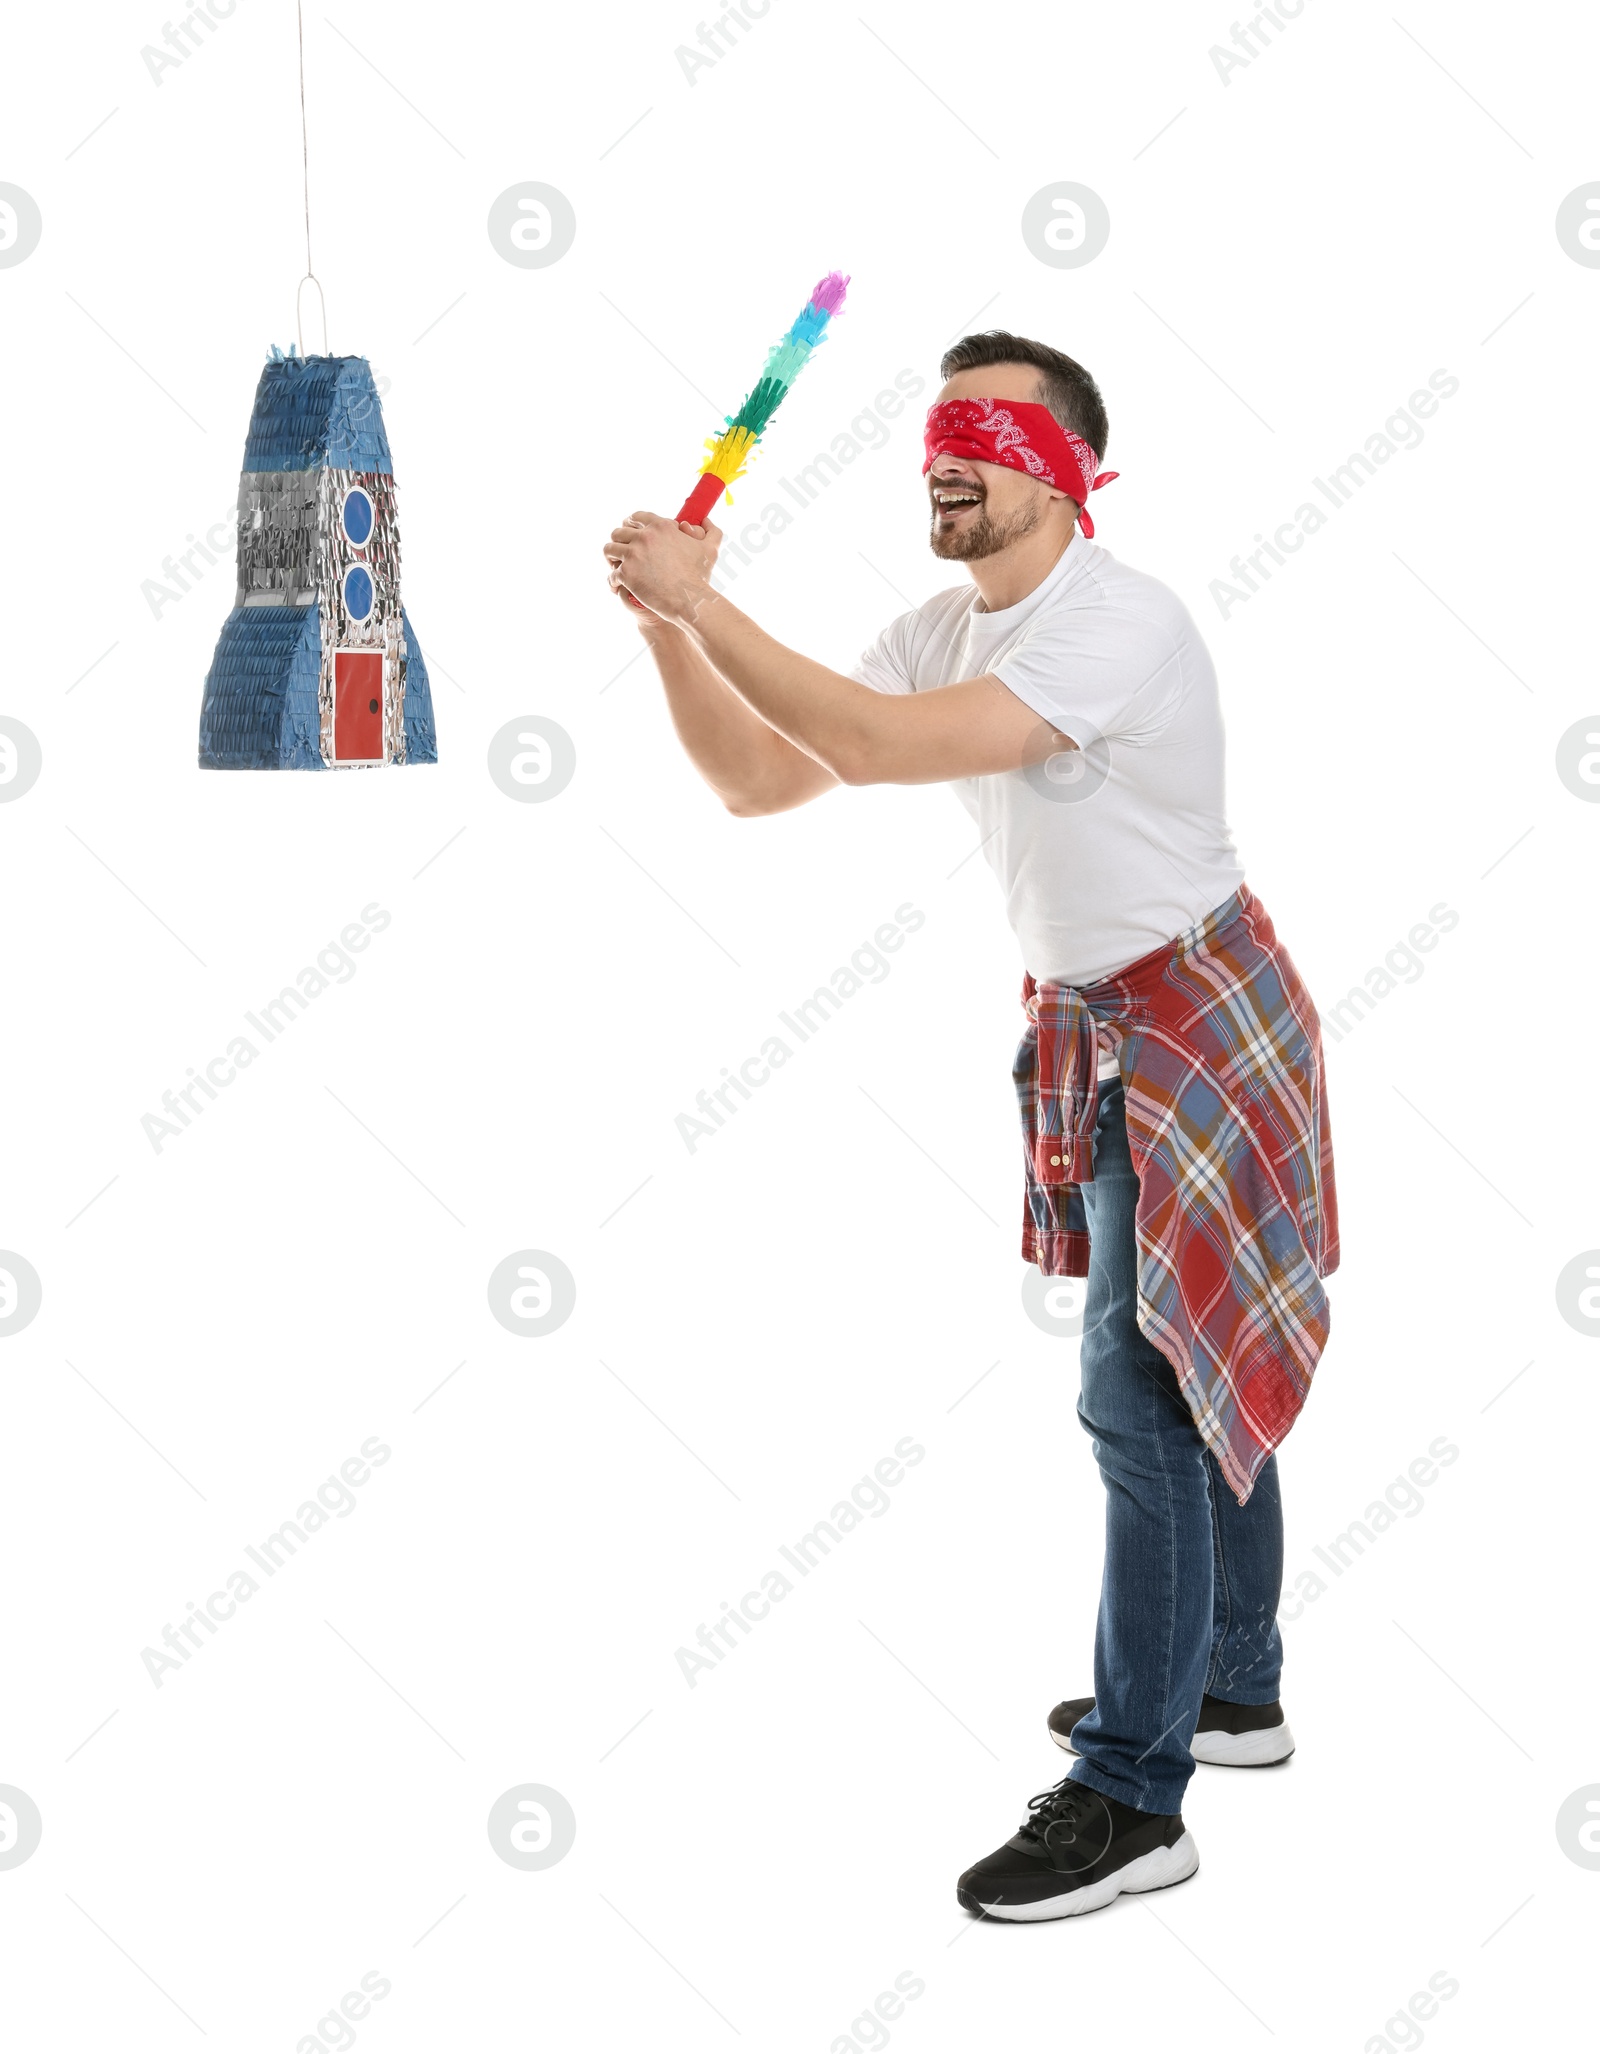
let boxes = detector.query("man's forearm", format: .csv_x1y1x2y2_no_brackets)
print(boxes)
607,511,1051,787
644,625,838,815
684,594,882,784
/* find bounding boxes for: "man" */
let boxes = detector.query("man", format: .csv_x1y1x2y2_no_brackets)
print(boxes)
604,331,1338,1921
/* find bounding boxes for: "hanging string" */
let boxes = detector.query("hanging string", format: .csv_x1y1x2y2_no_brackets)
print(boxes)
294,0,327,357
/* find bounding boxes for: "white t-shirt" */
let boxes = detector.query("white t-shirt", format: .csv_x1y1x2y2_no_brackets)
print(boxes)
851,531,1247,1050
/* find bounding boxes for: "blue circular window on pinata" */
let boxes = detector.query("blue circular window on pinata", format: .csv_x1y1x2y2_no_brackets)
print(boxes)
343,565,374,620
341,487,375,546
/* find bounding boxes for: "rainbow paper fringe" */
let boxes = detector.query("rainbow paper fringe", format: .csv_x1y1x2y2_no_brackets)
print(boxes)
697,271,850,498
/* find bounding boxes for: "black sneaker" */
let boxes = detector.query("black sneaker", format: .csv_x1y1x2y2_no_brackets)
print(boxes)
1047,1691,1296,1767
957,1776,1198,1922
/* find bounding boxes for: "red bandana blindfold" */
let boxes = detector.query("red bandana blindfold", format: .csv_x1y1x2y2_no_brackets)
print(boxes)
922,398,1119,537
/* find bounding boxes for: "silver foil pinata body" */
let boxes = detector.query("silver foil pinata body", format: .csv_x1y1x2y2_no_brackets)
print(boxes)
198,350,437,769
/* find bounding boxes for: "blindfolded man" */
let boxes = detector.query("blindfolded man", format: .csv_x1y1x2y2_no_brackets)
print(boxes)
604,330,1339,1923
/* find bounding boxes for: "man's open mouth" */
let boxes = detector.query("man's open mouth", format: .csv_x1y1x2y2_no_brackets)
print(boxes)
932,484,983,521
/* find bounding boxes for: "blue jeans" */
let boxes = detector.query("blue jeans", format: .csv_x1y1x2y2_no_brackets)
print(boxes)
1067,1073,1285,1816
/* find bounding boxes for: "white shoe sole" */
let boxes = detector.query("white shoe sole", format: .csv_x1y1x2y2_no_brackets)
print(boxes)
1050,1722,1295,1767
1191,1720,1295,1767
973,1830,1200,1922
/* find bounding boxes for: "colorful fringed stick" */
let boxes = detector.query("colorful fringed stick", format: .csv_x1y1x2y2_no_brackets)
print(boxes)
675,271,850,525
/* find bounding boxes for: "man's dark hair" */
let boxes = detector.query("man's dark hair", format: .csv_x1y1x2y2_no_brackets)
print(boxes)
938,331,1109,464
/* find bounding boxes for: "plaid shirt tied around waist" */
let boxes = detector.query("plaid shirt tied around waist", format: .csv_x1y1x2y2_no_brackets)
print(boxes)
1015,886,1339,1505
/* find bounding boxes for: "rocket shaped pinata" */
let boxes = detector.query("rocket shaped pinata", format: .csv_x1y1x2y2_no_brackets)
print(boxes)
198,348,436,769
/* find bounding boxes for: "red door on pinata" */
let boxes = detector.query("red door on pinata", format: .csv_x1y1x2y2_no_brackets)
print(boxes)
334,648,384,762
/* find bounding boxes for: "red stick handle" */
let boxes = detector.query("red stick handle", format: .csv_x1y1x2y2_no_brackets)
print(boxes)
620,472,726,609
676,471,725,525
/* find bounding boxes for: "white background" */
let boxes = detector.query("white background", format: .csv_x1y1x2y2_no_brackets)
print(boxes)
2,0,1597,2047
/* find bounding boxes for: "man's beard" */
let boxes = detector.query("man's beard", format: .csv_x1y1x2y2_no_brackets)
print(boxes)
928,493,1043,561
